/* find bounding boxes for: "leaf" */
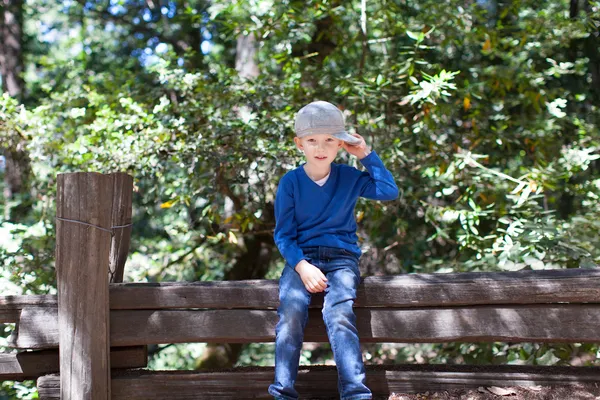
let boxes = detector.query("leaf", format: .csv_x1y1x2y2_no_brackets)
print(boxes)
524,256,544,270
516,184,532,207
463,96,471,111
228,231,238,244
160,198,179,209
468,198,478,211
498,260,526,271
486,386,516,395
482,38,492,51
442,187,455,196
356,211,364,223
536,349,560,366
406,30,420,41
510,181,527,194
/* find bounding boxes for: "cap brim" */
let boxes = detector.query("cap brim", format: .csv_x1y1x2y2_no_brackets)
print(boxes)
332,131,362,145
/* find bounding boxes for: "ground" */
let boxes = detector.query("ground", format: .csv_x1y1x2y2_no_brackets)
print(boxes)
307,384,600,399
380,384,600,400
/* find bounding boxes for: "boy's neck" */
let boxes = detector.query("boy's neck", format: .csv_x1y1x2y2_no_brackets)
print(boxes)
303,162,332,181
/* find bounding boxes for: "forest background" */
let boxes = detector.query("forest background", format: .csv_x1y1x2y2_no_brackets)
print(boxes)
0,0,599,398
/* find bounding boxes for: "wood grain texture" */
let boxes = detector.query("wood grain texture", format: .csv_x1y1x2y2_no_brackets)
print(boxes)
55,172,131,399
14,305,600,348
0,295,56,323
108,173,133,283
109,268,600,309
3,268,599,323
0,347,147,381
36,365,600,399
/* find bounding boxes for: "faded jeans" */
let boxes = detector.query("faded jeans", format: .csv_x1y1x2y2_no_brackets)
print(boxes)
268,246,372,400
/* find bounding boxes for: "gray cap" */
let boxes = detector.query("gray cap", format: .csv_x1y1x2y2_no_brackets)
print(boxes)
294,101,362,145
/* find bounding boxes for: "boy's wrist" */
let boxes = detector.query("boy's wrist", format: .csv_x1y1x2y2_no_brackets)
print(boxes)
294,259,308,272
358,148,372,160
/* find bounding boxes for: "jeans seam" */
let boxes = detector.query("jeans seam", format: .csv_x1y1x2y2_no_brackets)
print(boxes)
324,310,346,396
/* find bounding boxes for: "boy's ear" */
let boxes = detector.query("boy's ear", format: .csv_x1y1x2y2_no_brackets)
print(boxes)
293,137,303,150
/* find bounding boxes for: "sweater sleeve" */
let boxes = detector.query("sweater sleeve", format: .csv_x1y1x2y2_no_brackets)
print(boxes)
358,150,399,200
273,175,306,269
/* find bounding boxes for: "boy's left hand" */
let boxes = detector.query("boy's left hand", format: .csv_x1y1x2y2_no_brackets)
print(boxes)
342,133,371,159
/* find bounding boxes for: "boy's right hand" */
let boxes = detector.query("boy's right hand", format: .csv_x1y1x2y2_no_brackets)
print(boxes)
294,260,328,293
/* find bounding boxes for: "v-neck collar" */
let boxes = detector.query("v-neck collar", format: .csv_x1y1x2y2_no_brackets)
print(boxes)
300,163,336,189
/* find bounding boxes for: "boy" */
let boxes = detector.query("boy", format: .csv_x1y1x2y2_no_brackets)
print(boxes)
268,100,398,400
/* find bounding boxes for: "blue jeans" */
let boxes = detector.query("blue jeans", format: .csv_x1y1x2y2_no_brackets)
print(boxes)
268,246,372,400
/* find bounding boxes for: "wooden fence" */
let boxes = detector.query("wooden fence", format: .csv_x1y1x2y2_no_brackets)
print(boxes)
2,172,600,399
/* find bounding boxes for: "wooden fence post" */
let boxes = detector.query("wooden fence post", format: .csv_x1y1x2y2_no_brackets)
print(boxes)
55,172,133,400
108,173,133,283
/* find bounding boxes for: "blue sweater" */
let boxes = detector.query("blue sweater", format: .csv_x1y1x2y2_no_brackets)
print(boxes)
274,150,399,269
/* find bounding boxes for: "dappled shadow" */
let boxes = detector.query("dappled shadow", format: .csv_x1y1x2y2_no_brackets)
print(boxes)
356,268,600,308
36,365,600,398
110,278,281,310
353,304,600,343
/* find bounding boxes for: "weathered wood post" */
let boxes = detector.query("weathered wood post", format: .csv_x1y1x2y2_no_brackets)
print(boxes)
108,173,133,283
55,172,133,399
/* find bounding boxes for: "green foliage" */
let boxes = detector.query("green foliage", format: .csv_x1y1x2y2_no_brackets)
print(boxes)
1,0,599,393
147,344,208,370
0,380,38,400
368,342,600,368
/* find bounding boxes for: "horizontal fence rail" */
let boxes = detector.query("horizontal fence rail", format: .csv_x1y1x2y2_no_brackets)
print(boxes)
0,295,57,323
36,365,600,399
2,268,600,325
0,347,147,381
106,268,600,309
11,304,600,348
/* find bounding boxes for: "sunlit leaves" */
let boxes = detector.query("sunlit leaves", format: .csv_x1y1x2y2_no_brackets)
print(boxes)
402,70,460,106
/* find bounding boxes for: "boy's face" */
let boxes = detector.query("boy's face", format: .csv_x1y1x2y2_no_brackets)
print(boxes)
294,134,343,165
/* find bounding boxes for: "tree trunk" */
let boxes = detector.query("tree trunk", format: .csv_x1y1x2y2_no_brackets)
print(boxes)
235,32,259,79
583,0,599,101
0,0,31,222
0,0,24,98
2,147,31,221
569,0,599,101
